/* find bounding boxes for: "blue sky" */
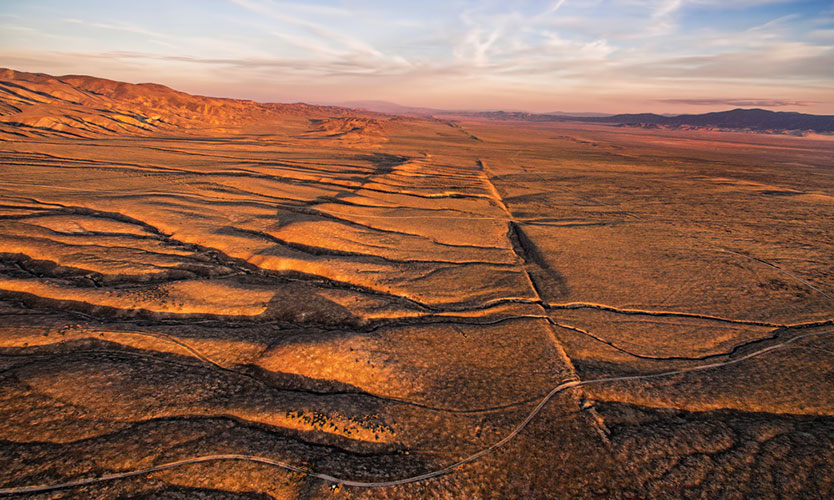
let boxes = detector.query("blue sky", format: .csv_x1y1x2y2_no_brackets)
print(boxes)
1,0,832,113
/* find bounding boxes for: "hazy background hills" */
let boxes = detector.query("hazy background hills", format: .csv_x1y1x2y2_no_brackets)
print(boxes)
2,68,833,139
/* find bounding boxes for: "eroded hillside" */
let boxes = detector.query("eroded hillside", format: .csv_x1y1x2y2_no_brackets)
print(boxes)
0,68,355,139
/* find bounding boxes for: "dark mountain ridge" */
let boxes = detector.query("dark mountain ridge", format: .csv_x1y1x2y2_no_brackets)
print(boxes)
458,108,834,133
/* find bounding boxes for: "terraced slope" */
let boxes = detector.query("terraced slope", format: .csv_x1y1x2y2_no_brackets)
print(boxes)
1,71,833,499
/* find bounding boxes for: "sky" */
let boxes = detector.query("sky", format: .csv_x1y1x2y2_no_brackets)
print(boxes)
1,0,833,114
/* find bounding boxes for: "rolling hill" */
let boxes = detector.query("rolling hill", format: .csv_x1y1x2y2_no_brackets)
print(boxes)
0,68,348,139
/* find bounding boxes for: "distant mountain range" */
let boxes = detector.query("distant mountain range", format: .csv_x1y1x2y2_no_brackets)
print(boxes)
338,101,613,119
445,108,834,134
339,102,834,134
589,108,834,133
2,68,832,138
336,100,445,116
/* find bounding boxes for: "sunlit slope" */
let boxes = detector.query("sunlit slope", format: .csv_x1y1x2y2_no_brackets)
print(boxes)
0,68,355,138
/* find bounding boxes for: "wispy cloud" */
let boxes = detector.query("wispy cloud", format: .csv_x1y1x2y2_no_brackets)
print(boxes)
650,0,684,35
63,18,170,40
61,17,268,59
230,0,384,58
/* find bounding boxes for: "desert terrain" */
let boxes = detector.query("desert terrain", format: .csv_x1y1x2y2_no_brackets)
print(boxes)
1,69,833,499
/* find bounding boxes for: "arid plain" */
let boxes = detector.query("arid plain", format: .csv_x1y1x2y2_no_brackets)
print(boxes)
1,69,833,499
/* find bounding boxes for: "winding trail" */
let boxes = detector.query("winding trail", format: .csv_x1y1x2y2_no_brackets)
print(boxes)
1,328,830,495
